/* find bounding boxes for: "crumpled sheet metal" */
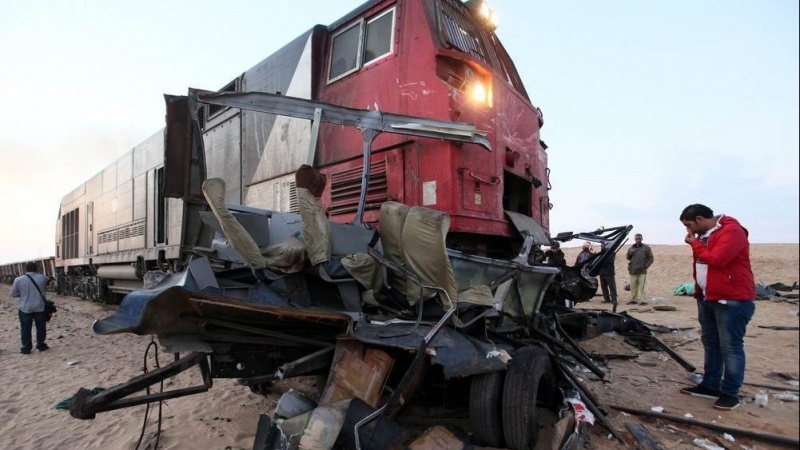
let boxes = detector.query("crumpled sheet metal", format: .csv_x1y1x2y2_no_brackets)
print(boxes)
92,286,201,336
352,323,508,379
93,286,353,337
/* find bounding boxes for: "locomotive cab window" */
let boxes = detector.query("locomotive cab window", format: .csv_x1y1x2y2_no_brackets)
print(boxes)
328,6,396,83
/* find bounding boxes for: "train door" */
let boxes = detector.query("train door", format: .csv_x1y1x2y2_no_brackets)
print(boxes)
154,167,167,245
86,202,94,255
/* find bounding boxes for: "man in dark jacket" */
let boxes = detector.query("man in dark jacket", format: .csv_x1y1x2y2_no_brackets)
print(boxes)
598,242,617,304
544,241,566,266
678,204,755,411
626,233,654,305
10,262,50,354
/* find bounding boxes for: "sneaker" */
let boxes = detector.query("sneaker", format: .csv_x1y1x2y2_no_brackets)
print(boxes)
20,349,31,355
680,385,720,399
639,301,649,306
37,344,50,352
713,394,740,411
627,300,638,305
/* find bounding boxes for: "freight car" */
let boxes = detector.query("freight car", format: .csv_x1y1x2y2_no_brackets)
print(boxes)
0,257,56,289
54,0,553,303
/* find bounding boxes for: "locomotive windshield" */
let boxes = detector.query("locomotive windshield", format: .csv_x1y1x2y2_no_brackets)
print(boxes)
328,6,397,82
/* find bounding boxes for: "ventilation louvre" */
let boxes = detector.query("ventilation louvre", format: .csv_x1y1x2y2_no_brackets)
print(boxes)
329,159,388,216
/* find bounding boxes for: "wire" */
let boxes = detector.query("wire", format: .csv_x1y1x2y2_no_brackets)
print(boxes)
134,336,164,450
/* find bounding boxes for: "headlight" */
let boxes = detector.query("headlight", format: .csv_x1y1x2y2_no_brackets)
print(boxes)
471,81,487,104
469,79,492,106
474,1,498,31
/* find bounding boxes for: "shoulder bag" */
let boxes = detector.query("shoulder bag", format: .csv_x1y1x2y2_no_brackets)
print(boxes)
25,274,56,321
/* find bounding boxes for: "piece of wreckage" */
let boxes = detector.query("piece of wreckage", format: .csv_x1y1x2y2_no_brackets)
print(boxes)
65,90,674,449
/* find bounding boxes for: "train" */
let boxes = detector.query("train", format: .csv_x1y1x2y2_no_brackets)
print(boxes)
17,2,643,448
0,257,56,288
32,0,554,304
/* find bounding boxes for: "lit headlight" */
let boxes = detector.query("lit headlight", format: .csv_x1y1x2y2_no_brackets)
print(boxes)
469,80,492,106
479,2,491,18
477,1,498,30
488,10,498,29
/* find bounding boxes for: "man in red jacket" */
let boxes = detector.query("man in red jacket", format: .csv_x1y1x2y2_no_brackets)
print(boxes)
678,204,755,411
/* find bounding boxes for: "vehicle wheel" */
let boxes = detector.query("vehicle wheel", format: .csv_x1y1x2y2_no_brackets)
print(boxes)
469,370,506,447
502,346,555,450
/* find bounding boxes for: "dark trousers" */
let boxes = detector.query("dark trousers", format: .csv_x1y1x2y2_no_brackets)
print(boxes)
599,275,618,303
19,310,47,352
697,299,755,397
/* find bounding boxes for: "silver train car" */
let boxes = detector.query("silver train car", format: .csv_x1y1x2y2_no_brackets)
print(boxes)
54,27,326,302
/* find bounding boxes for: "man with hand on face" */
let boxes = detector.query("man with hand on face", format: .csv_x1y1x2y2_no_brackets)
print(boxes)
678,203,755,411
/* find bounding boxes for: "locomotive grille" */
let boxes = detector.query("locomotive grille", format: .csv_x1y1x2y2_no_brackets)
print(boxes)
287,181,299,213
329,159,388,216
438,1,503,75
98,229,117,245
98,220,145,245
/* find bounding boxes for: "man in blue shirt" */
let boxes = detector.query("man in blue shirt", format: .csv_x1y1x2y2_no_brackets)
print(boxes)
10,262,50,354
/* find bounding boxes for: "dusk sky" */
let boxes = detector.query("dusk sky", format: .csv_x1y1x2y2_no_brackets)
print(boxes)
0,0,797,263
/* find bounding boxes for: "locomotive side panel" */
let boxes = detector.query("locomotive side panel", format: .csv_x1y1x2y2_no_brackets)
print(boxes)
204,114,242,205
238,28,322,211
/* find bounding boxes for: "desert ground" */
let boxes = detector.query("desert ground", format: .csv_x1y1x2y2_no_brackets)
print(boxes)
562,243,800,450
1,243,798,450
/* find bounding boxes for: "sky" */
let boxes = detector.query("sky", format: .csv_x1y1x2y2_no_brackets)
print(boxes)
0,0,797,263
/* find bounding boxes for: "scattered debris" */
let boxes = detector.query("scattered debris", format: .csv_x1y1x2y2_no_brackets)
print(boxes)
625,423,662,450
608,403,800,448
775,392,799,402
693,438,724,450
757,325,800,331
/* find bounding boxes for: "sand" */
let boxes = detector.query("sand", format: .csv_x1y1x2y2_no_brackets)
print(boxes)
1,244,797,449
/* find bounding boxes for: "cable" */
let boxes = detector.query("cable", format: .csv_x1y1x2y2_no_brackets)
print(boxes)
134,336,164,450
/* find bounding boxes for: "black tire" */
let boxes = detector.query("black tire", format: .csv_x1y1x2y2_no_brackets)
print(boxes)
502,346,555,450
469,370,506,447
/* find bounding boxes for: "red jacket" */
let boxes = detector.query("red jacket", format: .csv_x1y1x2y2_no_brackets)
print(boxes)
691,215,755,301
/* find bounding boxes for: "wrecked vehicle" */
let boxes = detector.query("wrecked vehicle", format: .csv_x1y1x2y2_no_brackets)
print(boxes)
54,1,672,448
67,90,641,449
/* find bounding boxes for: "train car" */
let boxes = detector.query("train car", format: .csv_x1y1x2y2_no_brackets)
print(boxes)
0,257,56,289
55,0,551,302
55,131,175,300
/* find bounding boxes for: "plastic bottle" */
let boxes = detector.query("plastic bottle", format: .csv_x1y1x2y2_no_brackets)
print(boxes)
755,390,769,408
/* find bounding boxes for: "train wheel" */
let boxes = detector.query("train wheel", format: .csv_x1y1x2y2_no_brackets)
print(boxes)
502,346,555,450
469,370,506,447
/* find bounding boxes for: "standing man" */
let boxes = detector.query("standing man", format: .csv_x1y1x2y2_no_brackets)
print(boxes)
598,242,617,304
10,262,50,354
544,241,566,266
575,241,594,265
626,233,654,305
679,204,755,411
